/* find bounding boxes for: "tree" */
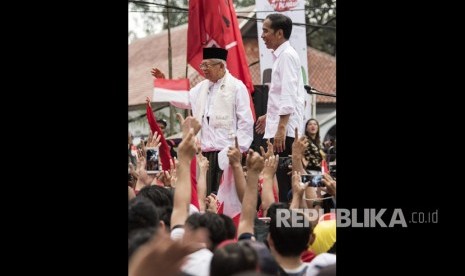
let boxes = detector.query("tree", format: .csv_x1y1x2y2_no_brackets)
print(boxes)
162,0,188,29
305,0,336,55
129,0,336,56
128,2,163,43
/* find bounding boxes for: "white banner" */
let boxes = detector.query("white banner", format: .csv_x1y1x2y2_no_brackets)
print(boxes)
256,0,309,85
256,0,312,121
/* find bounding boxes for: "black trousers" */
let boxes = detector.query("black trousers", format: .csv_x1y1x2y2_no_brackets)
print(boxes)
269,136,295,202
203,151,223,195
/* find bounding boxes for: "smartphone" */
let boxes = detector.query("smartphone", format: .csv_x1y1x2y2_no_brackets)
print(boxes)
145,147,160,174
301,174,324,187
258,217,271,223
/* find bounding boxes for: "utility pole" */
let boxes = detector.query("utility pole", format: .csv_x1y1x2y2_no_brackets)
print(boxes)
166,0,175,136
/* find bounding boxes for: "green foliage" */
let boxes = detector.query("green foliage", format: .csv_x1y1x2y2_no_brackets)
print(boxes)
162,0,188,29
129,0,336,56
305,0,336,55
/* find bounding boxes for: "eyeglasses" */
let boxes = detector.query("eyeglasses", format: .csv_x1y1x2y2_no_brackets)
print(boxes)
199,62,221,70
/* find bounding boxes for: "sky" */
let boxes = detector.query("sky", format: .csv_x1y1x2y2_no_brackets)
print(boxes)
128,4,163,44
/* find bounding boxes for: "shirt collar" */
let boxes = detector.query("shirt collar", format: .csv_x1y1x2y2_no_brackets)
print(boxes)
272,41,291,58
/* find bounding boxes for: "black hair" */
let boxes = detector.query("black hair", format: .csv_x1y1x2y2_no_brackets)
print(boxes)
219,214,237,239
267,203,312,257
128,227,157,261
210,241,258,276
186,212,228,250
137,185,174,229
128,197,160,235
265,13,293,39
156,119,167,127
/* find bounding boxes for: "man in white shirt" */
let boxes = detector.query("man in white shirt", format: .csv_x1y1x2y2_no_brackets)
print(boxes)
256,13,306,202
152,47,254,195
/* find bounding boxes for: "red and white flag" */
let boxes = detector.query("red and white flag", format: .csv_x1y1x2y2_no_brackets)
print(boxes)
321,159,329,174
187,0,256,120
153,78,190,105
217,167,241,229
216,149,242,229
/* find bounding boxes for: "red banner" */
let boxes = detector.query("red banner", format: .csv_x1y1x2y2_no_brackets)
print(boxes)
187,0,256,120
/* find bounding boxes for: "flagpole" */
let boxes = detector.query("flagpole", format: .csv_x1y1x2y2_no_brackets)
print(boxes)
166,0,175,136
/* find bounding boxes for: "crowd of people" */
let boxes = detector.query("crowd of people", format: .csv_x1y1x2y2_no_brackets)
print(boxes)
128,13,336,276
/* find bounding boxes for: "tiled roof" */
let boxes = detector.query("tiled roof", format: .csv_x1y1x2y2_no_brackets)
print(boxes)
129,9,335,107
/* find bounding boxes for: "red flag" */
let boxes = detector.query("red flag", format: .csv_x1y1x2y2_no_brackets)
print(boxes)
190,157,200,211
146,102,172,171
153,78,190,105
321,159,329,174
187,0,256,120
150,79,199,210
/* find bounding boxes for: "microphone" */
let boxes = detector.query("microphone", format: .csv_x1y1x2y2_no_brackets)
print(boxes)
304,85,313,94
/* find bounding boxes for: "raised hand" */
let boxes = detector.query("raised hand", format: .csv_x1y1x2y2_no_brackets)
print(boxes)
128,230,204,276
321,173,336,196
246,149,265,174
227,136,242,166
205,193,219,213
176,113,201,139
151,68,166,79
146,130,161,148
292,127,308,156
259,139,274,160
177,128,197,163
262,154,279,178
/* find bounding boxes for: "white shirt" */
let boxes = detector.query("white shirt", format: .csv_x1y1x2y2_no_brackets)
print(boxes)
172,72,254,153
306,253,336,276
264,41,306,139
169,228,213,276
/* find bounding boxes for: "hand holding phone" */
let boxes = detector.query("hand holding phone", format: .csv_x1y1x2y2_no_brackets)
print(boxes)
301,174,324,187
145,147,160,174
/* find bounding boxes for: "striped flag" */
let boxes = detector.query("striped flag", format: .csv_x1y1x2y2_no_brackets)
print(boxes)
216,149,242,230
217,167,241,230
153,78,190,105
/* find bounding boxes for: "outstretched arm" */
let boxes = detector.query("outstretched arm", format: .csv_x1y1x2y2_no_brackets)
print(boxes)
227,137,246,202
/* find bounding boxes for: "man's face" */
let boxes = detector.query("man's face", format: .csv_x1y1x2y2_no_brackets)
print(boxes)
157,123,166,135
261,18,280,50
200,59,223,82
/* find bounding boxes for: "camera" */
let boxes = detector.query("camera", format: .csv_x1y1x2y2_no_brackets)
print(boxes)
301,174,324,187
145,147,160,174
278,156,292,170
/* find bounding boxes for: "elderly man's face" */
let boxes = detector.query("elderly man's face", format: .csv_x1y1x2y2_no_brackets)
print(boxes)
200,59,224,82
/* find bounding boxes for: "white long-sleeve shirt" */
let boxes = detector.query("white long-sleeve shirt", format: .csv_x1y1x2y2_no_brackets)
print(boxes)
264,41,306,139
171,72,254,153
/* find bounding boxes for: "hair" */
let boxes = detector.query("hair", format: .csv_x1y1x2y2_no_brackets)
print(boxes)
186,212,228,250
128,197,160,235
156,119,167,127
210,241,258,276
207,58,227,68
305,118,322,146
267,203,312,257
219,214,237,239
137,185,173,229
128,227,157,261
265,13,293,39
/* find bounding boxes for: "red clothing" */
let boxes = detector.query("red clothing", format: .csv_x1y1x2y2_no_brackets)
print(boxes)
257,177,279,218
301,250,317,263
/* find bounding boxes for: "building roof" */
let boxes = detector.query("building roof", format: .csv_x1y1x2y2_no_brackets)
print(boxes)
129,7,335,108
